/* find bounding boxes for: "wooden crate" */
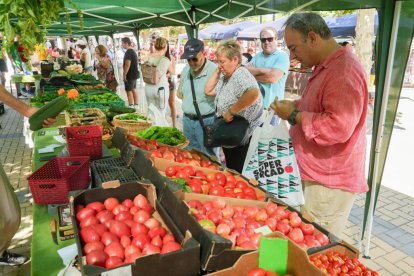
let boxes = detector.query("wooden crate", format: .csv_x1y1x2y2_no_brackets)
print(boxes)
65,108,106,126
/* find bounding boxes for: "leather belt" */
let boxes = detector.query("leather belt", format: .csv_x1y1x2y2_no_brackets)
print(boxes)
184,112,215,120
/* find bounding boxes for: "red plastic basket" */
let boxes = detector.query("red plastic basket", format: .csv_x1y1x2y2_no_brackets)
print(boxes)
28,157,91,204
66,125,102,158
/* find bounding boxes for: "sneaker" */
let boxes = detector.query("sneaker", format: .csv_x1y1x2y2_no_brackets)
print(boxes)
0,251,29,266
128,104,134,108
133,104,139,109
18,95,28,99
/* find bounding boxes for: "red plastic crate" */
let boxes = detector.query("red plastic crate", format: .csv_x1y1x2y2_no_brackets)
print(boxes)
66,125,102,158
28,157,91,204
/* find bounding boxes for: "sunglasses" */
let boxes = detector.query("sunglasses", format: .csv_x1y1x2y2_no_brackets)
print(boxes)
260,37,275,43
187,57,198,62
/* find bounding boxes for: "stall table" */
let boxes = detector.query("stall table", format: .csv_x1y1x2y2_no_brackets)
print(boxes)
10,74,42,96
30,122,118,275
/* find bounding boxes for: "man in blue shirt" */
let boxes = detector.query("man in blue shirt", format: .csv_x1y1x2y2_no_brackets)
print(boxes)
177,39,219,158
247,27,290,108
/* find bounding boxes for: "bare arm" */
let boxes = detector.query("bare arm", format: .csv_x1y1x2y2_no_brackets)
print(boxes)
0,85,56,126
246,64,285,83
204,68,221,96
168,57,176,75
224,88,260,122
123,60,131,81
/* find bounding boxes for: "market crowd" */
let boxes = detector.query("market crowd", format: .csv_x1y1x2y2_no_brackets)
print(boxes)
0,12,368,267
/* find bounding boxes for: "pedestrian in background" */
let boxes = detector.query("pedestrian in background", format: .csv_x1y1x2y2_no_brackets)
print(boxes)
121,37,140,108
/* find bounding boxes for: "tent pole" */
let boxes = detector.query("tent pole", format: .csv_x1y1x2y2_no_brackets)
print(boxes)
362,1,401,258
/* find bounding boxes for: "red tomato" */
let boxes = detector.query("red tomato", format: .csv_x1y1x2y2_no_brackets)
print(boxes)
133,210,151,224
208,186,225,196
84,241,105,255
300,223,315,235
104,241,125,259
165,166,178,177
200,159,211,167
109,220,131,238
162,150,175,160
104,197,120,211
81,227,100,243
105,256,123,269
122,199,134,209
148,226,167,239
86,202,105,213
162,233,176,244
133,194,149,209
80,216,99,228
132,234,150,249
151,235,163,248
161,241,181,254
76,207,96,222
96,210,114,224
101,232,120,246
86,250,108,267
124,245,141,258
120,235,131,248
247,268,267,276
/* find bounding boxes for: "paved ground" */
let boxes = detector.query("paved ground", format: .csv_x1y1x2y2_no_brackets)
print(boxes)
0,84,413,275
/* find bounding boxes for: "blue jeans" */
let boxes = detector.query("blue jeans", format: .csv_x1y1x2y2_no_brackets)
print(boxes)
183,116,220,159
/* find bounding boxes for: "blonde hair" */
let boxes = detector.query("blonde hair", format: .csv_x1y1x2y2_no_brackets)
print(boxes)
215,40,242,65
154,37,168,51
96,45,108,56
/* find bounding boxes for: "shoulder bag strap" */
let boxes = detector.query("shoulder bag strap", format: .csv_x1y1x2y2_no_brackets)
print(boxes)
189,74,207,130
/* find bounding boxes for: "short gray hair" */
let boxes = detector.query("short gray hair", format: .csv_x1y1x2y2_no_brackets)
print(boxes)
260,27,277,38
284,12,332,40
215,40,242,65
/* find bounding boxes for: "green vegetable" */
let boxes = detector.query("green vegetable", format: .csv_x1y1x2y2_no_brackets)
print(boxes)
29,96,68,131
109,105,136,114
169,178,193,193
135,126,186,146
118,113,149,122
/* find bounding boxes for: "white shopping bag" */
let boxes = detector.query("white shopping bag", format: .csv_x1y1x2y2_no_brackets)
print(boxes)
242,110,304,207
148,103,170,127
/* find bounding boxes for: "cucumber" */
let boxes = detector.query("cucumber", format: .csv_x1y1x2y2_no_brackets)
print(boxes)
29,96,68,131
106,111,118,120
109,105,135,114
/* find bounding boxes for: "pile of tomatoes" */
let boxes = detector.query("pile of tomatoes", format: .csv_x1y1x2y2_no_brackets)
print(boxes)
310,251,379,276
165,166,264,201
128,135,219,169
188,198,329,250
75,194,182,269
247,267,280,276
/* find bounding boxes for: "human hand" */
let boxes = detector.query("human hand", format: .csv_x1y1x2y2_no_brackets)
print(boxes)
270,97,296,120
27,107,57,128
223,111,234,123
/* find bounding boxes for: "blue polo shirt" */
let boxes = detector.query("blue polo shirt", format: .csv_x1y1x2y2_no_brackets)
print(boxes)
250,50,290,108
178,60,217,116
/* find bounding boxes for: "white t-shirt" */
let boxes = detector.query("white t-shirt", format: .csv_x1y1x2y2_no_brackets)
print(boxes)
81,48,93,68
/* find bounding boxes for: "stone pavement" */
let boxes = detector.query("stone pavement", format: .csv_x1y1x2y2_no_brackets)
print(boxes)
0,91,413,276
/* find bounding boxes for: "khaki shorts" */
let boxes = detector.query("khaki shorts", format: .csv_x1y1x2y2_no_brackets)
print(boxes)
301,181,357,237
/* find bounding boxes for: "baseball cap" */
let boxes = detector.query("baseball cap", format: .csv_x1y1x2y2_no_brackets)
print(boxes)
180,38,204,59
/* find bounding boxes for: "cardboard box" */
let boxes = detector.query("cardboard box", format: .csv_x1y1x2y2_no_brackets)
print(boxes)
160,188,286,271
151,156,268,201
112,127,223,170
207,235,324,276
69,182,200,276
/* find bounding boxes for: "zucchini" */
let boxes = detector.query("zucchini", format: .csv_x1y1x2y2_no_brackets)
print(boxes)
109,105,135,114
29,96,68,131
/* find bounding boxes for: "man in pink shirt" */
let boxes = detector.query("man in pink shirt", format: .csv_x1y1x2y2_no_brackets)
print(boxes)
271,12,369,236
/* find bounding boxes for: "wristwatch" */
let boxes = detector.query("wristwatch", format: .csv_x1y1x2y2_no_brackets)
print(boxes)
287,110,299,125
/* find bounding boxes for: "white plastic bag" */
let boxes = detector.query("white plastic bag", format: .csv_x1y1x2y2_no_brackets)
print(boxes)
243,110,304,207
148,103,170,127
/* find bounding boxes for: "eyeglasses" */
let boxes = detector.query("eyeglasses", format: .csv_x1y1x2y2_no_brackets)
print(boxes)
260,37,275,43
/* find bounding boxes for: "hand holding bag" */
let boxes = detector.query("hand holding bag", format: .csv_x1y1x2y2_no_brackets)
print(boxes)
189,74,249,148
242,110,305,207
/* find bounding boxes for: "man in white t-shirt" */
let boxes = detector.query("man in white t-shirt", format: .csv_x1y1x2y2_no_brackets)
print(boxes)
76,40,93,73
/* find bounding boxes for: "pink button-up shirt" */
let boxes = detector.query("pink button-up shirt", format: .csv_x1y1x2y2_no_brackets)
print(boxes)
291,47,369,193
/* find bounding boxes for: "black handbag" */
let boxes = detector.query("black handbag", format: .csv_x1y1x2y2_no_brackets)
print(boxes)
189,74,249,148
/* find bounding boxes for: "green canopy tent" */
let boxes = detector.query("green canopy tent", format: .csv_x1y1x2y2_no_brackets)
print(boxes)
49,0,414,256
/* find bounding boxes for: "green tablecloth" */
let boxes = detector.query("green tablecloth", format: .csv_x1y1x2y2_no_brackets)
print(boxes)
30,123,119,275
31,126,73,276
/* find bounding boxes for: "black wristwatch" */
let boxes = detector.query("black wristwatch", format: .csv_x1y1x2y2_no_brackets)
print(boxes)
287,110,299,125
